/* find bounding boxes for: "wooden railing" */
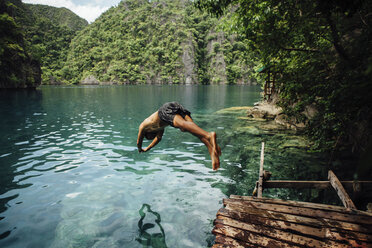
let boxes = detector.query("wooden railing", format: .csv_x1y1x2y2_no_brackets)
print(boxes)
253,142,372,210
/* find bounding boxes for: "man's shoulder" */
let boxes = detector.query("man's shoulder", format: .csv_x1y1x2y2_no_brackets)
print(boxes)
142,111,160,126
148,111,160,120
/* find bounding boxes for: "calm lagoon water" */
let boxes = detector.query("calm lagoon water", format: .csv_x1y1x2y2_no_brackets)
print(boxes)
0,85,267,248
0,85,332,247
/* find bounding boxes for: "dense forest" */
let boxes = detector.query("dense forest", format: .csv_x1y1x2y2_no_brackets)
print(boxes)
62,0,254,85
197,0,372,173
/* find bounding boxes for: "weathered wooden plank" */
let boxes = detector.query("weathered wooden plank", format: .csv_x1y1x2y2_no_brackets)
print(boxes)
213,223,303,248
218,208,322,236
215,216,352,248
220,206,320,228
223,200,372,234
217,208,372,244
211,244,223,248
230,195,372,218
261,180,372,191
257,142,265,198
224,198,372,226
214,235,260,248
328,170,357,209
211,244,225,248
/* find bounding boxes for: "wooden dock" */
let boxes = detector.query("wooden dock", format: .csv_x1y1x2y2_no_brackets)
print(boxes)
212,143,372,247
213,195,372,247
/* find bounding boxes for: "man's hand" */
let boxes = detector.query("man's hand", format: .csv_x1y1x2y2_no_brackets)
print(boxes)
137,122,145,153
141,147,150,152
138,146,150,153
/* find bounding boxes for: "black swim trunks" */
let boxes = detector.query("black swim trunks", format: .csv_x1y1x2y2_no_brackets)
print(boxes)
158,102,191,127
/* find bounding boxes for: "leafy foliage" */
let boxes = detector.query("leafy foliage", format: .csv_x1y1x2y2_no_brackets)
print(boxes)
196,0,372,162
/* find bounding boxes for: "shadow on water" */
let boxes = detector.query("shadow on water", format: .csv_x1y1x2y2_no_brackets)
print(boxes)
136,204,167,248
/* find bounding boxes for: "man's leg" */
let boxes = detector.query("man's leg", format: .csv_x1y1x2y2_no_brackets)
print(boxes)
184,115,221,156
173,114,220,170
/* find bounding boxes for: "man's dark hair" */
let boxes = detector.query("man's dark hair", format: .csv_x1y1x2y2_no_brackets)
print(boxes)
144,131,157,140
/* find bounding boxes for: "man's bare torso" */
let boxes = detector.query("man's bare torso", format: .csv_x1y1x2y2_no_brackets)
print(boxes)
142,111,168,132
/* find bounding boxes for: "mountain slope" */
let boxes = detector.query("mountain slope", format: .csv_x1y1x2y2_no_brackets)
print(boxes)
22,3,88,84
62,0,255,84
26,4,88,32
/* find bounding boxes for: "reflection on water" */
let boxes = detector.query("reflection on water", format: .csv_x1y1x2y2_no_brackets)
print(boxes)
137,204,167,248
0,85,329,248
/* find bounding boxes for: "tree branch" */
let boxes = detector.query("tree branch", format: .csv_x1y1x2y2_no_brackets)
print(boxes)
325,13,351,62
280,46,320,53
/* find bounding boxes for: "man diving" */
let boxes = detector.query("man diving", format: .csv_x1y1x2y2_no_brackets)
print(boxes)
137,102,221,170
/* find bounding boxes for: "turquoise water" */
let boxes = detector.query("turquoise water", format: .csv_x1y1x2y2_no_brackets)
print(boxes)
0,85,267,248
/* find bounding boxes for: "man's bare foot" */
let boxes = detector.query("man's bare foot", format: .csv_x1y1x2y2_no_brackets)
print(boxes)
210,132,220,170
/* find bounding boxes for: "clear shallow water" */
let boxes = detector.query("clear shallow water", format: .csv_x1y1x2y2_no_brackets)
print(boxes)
0,85,266,248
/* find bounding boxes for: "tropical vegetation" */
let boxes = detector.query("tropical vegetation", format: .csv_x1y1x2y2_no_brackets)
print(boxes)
196,0,372,171
62,0,254,85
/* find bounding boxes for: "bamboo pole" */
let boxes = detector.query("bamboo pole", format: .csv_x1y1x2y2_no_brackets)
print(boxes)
257,142,265,198
328,170,357,209
260,180,372,190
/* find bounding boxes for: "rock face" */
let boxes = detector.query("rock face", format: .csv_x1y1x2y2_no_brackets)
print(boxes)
247,102,282,120
80,76,119,85
81,76,100,85
0,54,41,89
182,38,197,84
206,32,228,84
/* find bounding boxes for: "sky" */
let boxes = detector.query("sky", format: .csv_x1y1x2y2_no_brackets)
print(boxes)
22,0,122,23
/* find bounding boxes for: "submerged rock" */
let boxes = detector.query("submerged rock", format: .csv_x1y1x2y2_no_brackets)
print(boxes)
275,113,306,130
215,106,253,115
243,102,307,131
236,125,261,135
246,102,282,120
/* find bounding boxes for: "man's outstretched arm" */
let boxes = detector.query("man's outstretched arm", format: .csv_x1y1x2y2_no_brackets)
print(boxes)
143,130,164,152
137,123,145,152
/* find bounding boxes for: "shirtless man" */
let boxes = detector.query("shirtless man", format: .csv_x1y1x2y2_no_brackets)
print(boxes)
137,102,221,170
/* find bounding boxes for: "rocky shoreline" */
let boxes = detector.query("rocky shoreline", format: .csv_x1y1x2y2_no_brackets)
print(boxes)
247,101,306,130
216,101,307,131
